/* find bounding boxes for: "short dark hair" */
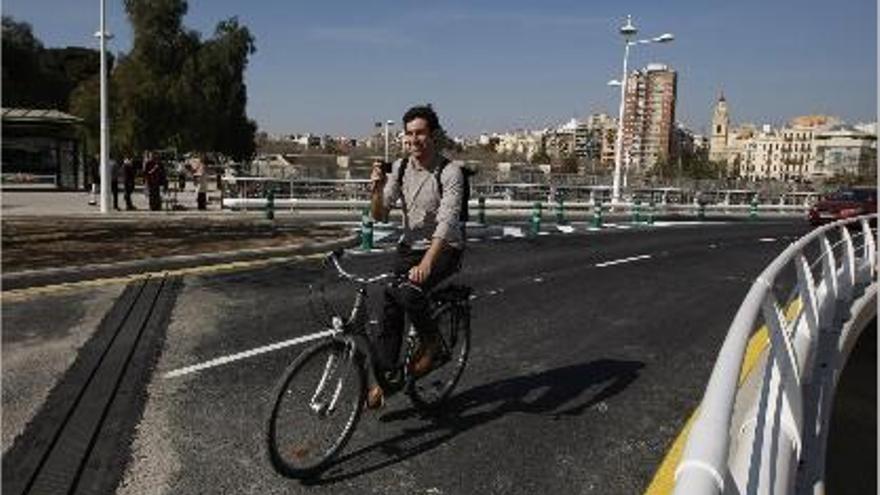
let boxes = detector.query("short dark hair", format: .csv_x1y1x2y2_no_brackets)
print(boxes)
402,105,441,132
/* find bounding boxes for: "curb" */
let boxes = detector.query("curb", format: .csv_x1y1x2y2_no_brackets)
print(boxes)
2,234,360,291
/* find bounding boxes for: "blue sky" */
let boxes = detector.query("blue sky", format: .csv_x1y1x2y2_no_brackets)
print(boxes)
5,0,877,138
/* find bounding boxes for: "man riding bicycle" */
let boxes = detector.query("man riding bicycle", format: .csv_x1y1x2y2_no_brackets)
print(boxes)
368,105,465,409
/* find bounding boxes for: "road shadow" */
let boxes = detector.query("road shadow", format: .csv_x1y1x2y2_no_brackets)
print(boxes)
302,358,644,485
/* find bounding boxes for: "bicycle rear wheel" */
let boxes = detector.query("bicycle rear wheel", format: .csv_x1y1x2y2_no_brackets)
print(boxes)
407,303,470,411
266,339,365,478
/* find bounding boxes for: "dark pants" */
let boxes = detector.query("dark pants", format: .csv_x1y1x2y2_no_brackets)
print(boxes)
373,244,463,373
124,183,135,209
197,192,207,210
111,181,119,209
148,185,162,211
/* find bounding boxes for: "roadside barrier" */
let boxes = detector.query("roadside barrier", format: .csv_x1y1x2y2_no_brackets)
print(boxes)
359,208,373,251
673,215,877,494
531,202,542,236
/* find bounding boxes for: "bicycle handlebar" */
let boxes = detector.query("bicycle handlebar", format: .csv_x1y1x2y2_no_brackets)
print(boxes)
326,250,395,285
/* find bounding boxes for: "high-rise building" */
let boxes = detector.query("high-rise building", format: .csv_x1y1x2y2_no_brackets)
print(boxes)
621,63,677,173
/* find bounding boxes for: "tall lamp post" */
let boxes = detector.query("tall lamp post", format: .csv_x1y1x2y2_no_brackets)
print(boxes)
609,15,674,204
96,0,113,213
383,120,395,162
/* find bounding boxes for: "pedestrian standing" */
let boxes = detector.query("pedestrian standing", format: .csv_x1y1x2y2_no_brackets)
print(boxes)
122,157,136,210
191,153,209,210
110,158,120,210
176,160,187,191
88,155,99,205
143,151,164,211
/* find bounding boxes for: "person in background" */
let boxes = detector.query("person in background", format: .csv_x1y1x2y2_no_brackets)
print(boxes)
190,153,208,210
122,157,137,210
110,157,120,210
143,151,164,211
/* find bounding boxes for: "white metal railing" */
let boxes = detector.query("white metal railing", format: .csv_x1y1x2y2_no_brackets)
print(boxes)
674,215,878,494
219,176,817,216
220,197,809,217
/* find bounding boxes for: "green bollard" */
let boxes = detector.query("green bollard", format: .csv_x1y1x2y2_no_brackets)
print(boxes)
360,207,373,250
592,199,603,228
750,197,759,221
531,202,542,235
647,201,655,225
633,199,642,224
478,196,486,225
556,197,566,225
698,201,706,221
266,188,275,220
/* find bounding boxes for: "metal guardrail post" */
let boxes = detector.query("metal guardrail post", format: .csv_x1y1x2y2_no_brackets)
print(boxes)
360,207,373,251
265,188,275,220
749,197,758,221
647,201,655,225
592,199,603,228
633,198,642,224
478,196,486,225
531,202,542,236
698,201,706,221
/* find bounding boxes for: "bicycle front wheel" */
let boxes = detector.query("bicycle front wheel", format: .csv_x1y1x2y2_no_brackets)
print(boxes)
407,303,471,411
266,339,365,478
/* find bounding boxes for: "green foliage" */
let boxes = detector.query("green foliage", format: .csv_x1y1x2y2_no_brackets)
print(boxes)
7,4,258,162
109,1,257,160
3,16,107,110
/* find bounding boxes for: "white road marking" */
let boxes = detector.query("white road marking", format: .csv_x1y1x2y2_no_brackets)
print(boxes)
490,236,503,240
502,227,525,238
164,329,335,378
534,277,544,283
556,225,575,234
594,254,652,268
759,237,777,242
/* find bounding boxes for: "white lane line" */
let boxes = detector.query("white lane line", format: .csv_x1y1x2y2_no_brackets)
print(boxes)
594,254,652,268
502,227,525,238
164,329,335,379
759,237,777,242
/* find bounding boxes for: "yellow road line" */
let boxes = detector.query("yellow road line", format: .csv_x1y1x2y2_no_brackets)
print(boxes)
643,298,802,494
2,252,327,302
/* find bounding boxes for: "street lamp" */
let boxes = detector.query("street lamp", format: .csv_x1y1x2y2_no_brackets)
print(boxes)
610,15,674,204
95,0,114,213
384,119,395,162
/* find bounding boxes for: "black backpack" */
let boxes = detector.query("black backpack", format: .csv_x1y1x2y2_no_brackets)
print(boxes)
396,157,475,223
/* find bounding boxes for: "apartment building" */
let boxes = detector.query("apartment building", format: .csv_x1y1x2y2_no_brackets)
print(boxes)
621,63,677,173
813,128,877,178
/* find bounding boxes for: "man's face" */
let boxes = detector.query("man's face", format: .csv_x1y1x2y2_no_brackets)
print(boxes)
404,117,434,161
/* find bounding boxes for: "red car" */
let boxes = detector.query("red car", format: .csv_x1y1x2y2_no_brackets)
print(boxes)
808,187,877,226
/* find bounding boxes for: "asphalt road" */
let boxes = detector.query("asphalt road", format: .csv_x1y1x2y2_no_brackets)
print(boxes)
64,219,805,495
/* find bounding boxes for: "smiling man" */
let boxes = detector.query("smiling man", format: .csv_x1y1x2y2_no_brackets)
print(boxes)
368,104,465,408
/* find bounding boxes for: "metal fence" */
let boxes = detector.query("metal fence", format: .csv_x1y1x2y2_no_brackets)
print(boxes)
674,215,877,494
219,176,817,216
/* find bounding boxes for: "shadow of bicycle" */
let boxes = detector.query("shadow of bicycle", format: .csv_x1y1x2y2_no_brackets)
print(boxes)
301,358,644,485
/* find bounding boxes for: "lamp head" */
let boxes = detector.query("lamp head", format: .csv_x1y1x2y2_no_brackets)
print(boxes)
620,15,637,38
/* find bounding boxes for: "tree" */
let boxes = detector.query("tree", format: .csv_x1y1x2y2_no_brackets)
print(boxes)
108,1,257,159
3,16,107,110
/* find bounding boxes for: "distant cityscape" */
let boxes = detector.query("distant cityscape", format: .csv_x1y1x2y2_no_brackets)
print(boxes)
258,62,877,184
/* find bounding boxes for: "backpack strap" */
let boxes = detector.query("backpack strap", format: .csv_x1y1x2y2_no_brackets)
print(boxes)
395,157,408,190
434,157,451,196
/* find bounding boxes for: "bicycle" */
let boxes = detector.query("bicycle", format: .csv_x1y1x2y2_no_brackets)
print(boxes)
265,249,472,478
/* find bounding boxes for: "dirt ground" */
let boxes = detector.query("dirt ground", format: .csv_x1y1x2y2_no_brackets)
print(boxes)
1,217,351,272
